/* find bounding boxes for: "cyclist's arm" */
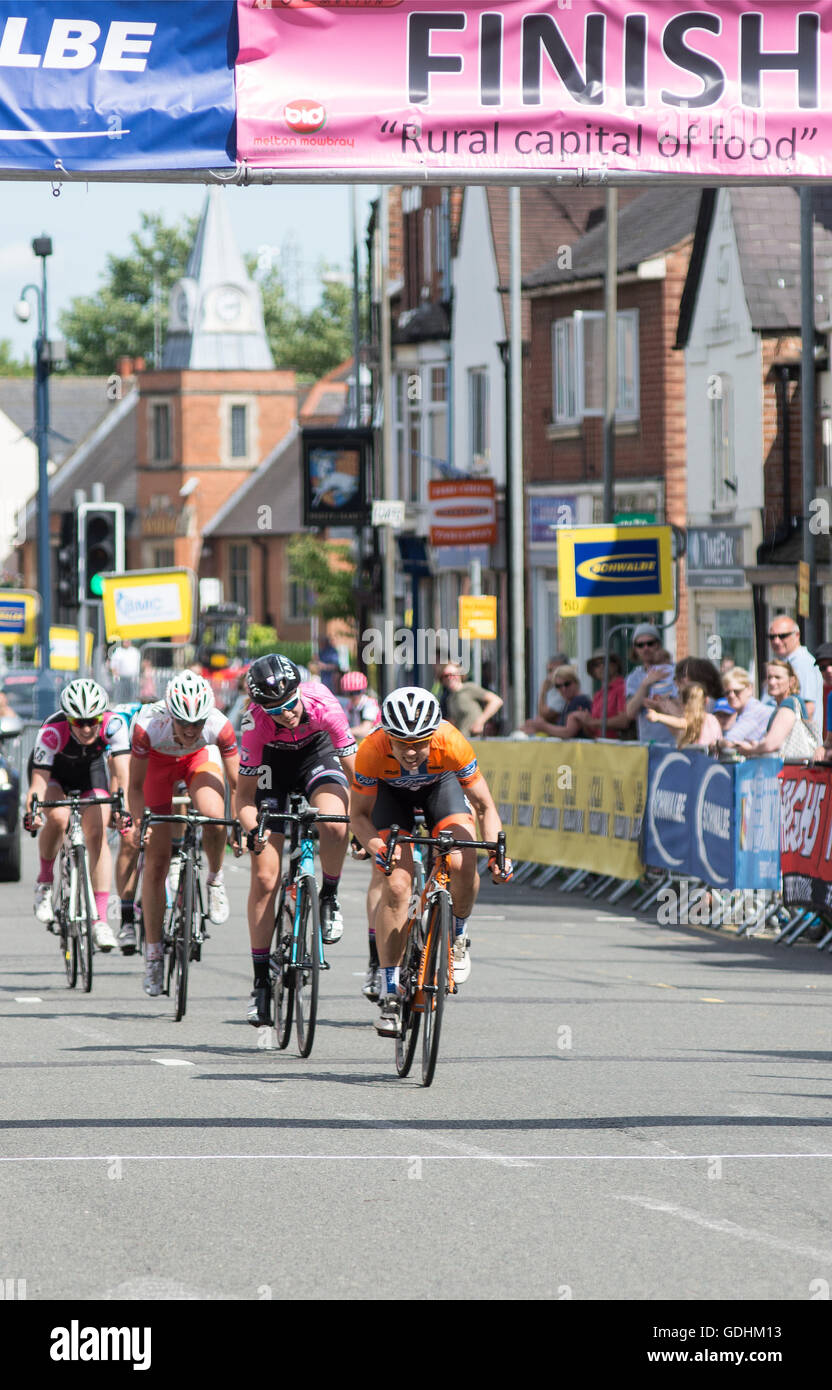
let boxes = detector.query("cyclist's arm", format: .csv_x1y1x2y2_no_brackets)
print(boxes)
338,751,356,787
127,755,148,829
463,773,503,844
235,769,259,838
349,786,386,861
26,765,50,815
108,750,129,801
221,750,240,799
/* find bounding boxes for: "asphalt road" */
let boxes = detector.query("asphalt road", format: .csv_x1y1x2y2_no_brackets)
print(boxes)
2,836,832,1304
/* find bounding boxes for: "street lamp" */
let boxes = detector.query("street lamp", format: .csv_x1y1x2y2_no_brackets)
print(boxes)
16,235,58,719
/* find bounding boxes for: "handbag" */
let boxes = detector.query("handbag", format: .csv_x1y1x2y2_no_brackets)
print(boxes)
781,702,822,761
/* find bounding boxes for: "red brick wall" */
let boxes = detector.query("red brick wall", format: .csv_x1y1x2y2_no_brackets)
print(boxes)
760,336,804,546
526,242,692,651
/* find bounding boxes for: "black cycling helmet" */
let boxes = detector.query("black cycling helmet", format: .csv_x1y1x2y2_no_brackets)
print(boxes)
246,654,301,708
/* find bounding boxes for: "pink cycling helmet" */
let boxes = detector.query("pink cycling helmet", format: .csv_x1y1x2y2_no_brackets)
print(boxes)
340,671,368,694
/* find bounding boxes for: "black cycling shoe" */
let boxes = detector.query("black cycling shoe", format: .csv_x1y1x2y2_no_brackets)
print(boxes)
247,986,273,1027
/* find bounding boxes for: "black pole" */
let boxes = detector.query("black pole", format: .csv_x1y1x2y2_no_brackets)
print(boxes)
33,239,53,718
800,188,818,650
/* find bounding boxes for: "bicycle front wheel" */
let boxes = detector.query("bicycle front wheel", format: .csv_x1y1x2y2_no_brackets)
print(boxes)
76,851,94,994
173,861,193,1022
395,921,422,1077
294,877,321,1058
421,893,450,1087
273,886,294,1050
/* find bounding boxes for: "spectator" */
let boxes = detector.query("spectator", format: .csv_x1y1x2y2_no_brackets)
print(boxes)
570,650,631,739
340,670,381,738
675,656,723,703
647,682,721,749
440,661,503,738
735,659,822,759
720,655,736,676
813,642,832,741
718,667,769,748
712,696,736,736
766,616,822,721
624,624,678,745
521,665,591,739
317,640,342,692
139,658,157,703
109,637,141,701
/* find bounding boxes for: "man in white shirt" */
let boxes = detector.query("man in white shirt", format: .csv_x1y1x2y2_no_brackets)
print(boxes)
767,617,822,721
109,638,141,702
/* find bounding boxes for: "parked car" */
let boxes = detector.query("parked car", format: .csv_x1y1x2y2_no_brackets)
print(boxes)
0,713,22,881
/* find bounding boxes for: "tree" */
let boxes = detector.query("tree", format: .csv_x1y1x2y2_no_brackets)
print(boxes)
0,339,30,376
58,212,198,373
288,535,356,623
249,258,353,379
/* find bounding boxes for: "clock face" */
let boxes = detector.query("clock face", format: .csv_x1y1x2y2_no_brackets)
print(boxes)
215,289,244,323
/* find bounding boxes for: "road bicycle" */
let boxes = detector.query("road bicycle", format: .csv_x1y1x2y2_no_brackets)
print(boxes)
141,808,241,1021
27,790,129,994
249,794,350,1057
381,825,507,1087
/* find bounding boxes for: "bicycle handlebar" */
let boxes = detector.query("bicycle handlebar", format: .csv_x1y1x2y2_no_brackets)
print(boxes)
140,809,243,853
381,826,507,878
26,789,129,837
248,800,350,852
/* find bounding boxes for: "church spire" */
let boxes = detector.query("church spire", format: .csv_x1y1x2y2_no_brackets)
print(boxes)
163,188,275,370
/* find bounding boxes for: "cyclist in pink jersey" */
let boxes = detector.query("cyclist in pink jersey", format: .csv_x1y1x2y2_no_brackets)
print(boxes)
236,654,356,1027
126,671,239,999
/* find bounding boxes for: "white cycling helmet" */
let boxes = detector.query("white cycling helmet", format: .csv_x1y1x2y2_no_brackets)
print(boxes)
165,671,215,723
380,686,442,741
60,678,108,721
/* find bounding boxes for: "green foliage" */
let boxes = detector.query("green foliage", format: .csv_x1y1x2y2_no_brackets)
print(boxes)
246,623,280,659
0,338,30,376
288,535,356,623
58,212,199,373
248,257,354,380
277,640,314,668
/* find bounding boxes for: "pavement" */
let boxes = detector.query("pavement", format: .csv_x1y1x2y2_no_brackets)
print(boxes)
2,837,832,1304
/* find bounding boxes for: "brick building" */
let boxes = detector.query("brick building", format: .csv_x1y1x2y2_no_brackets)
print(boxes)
523,187,701,684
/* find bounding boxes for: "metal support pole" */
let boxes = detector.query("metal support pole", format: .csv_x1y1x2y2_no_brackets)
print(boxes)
600,189,618,737
470,555,482,685
32,249,53,718
800,187,818,651
508,188,526,727
380,189,397,698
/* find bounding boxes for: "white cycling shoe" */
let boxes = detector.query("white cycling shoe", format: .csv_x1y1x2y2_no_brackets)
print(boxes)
34,882,55,924
93,920,117,952
452,935,471,985
207,878,230,925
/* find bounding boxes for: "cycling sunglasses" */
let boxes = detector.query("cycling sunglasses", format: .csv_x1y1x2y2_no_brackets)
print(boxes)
69,716,102,729
262,694,300,714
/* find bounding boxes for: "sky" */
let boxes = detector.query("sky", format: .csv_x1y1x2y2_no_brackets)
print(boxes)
0,179,376,360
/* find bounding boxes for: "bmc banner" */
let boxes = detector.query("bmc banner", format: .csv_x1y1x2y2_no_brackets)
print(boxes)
476,739,647,878
0,2,236,170
780,764,832,909
236,1,832,178
643,748,781,890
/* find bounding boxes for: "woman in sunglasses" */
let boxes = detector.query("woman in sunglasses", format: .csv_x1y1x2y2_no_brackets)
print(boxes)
236,653,357,1028
127,671,240,998
26,678,130,952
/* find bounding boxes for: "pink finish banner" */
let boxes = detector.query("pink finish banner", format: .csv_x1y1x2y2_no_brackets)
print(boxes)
236,1,832,176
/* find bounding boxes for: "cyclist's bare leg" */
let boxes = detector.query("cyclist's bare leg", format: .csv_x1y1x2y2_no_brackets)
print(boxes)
187,769,227,875
440,820,479,920
142,821,174,945
37,782,69,863
115,836,139,899
374,840,415,968
81,798,112,895
247,830,285,952
309,784,349,878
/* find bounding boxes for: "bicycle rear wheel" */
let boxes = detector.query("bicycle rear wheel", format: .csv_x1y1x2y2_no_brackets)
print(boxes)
58,853,76,988
76,851,94,994
395,920,422,1077
420,893,450,1087
173,860,193,1022
273,886,295,1050
294,876,320,1058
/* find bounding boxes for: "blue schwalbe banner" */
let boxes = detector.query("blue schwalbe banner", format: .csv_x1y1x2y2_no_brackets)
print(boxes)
643,748,781,890
0,2,236,170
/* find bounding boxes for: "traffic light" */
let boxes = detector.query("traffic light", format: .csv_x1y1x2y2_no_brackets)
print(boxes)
78,502,125,601
56,511,78,614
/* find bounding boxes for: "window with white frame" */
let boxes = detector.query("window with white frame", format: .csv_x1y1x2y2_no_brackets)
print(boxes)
393,363,449,501
229,543,250,614
552,310,639,424
230,403,248,459
468,368,490,469
709,372,736,509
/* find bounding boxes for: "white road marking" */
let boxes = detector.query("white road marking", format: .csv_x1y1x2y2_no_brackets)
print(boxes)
13,996,43,1003
3,1152,832,1164
617,1194,832,1264
152,1059,195,1068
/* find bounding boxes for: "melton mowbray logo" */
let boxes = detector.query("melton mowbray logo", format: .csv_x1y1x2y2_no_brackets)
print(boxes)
284,100,326,134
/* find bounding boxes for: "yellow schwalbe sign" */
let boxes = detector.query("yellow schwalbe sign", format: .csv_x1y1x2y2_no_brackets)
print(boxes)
100,570,196,642
557,524,674,616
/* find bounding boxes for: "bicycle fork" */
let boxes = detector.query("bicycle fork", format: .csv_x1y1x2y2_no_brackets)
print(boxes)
289,838,327,970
